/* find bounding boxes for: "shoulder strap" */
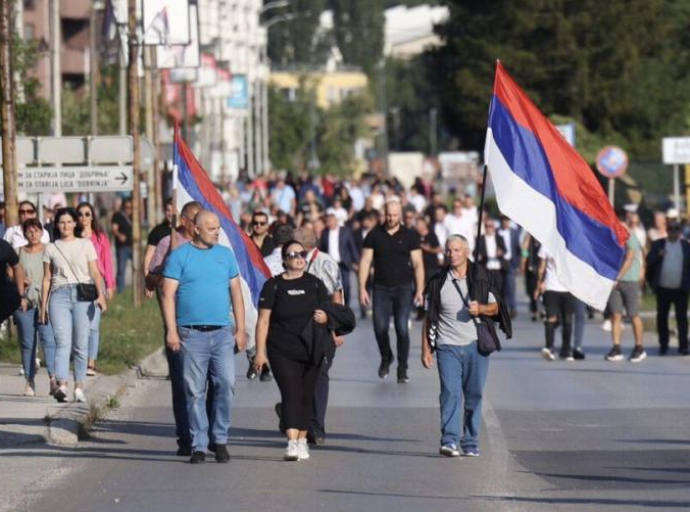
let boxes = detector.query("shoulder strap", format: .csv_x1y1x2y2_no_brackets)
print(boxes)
306,248,319,273
450,277,480,327
52,241,87,285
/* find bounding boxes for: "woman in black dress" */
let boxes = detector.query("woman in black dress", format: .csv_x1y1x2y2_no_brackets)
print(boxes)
254,240,330,461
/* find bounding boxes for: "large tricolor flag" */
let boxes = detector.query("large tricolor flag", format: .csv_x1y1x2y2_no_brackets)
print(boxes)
484,61,629,310
173,129,270,349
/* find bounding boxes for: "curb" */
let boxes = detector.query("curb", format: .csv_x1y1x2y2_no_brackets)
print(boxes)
46,347,167,446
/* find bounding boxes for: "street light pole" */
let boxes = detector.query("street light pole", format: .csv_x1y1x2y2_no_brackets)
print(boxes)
128,0,143,306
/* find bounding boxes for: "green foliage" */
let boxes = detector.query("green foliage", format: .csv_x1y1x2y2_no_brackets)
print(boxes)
267,0,327,66
268,81,371,175
12,37,51,135
330,0,385,76
429,0,690,159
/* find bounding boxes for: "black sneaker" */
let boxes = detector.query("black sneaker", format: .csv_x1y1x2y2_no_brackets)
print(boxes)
378,360,391,379
208,442,217,453
259,365,272,382
573,348,586,360
629,346,647,363
275,402,286,434
397,368,410,383
659,346,669,356
176,444,192,456
214,444,230,463
679,348,690,356
559,352,575,362
605,346,624,362
189,451,206,464
246,359,258,380
307,431,325,445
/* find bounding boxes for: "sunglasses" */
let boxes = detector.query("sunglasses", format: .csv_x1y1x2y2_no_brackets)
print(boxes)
285,251,308,260
19,209,35,214
78,211,92,217
253,221,267,226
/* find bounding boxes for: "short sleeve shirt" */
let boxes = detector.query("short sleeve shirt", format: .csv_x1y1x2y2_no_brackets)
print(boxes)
621,234,641,283
259,273,329,360
147,222,172,247
0,239,19,287
306,249,342,295
44,239,98,288
112,211,133,248
363,225,421,286
164,243,240,327
437,274,496,347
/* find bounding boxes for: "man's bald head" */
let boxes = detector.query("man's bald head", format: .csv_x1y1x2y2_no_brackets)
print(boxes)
384,200,402,229
294,226,317,250
194,210,221,247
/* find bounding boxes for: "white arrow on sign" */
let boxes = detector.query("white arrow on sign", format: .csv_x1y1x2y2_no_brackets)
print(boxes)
15,166,134,193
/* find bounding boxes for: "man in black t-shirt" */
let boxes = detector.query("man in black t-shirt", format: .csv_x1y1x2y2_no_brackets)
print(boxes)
358,200,424,383
0,238,24,324
250,210,275,257
111,198,133,293
144,198,174,297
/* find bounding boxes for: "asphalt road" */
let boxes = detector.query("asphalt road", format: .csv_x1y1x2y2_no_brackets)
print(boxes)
3,306,690,512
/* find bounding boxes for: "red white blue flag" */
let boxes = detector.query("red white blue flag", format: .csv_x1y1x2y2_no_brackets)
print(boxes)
173,129,270,347
484,61,629,310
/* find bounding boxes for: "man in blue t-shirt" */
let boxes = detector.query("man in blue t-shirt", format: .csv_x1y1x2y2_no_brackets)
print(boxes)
162,210,246,464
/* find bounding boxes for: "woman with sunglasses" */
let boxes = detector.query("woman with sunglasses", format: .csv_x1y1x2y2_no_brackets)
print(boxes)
254,240,330,461
77,202,115,376
12,218,57,396
41,208,107,403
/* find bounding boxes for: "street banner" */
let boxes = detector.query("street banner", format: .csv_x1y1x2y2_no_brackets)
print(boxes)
227,75,249,109
142,0,191,45
156,3,200,69
173,129,270,351
483,61,628,310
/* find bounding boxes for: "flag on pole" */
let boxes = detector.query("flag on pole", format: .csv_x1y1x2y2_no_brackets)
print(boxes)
484,61,629,310
173,128,270,349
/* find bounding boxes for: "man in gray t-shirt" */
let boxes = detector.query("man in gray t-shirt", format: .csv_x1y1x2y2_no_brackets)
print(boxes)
437,276,496,347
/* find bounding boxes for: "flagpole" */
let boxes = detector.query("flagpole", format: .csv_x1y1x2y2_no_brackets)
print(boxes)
171,125,179,251
473,164,488,265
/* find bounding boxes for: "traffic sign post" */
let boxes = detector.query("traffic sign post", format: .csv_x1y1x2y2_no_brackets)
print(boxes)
596,146,629,205
662,137,690,214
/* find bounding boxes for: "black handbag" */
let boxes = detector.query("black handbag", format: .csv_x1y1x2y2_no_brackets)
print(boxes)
54,243,99,302
451,278,501,356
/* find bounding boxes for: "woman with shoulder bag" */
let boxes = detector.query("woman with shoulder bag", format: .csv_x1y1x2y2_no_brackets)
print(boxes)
254,240,330,461
77,202,115,376
41,208,107,403
13,218,57,397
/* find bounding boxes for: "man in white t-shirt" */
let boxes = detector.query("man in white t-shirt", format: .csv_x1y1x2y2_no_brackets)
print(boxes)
535,247,576,361
444,198,476,252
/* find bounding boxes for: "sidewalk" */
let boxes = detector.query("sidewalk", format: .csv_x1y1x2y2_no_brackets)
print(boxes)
0,348,166,449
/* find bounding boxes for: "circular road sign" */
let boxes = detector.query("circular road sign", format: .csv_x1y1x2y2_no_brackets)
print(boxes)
596,146,628,178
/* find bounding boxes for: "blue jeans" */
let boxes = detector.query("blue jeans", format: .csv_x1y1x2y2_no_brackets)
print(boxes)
116,246,132,292
180,326,235,452
88,305,102,361
372,284,413,370
436,343,489,450
13,307,56,381
49,285,95,384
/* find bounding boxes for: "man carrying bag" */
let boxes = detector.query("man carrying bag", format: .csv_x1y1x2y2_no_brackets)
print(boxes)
421,234,511,458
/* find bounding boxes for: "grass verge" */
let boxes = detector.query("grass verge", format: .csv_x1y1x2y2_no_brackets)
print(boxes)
0,288,163,375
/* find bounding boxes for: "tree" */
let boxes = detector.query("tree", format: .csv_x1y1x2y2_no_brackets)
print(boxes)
266,0,326,67
331,0,385,76
13,37,51,136
429,0,690,159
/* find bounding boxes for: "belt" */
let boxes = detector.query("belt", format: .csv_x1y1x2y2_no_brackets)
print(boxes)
181,325,224,332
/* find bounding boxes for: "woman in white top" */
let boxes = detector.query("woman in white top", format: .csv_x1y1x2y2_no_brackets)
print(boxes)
40,208,107,403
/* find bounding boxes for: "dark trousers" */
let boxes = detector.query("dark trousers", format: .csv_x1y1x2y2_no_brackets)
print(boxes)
543,290,575,356
116,246,132,292
372,284,413,370
339,263,351,307
504,266,517,312
309,357,333,438
487,269,505,302
525,271,539,315
164,341,191,448
269,349,320,431
656,287,689,351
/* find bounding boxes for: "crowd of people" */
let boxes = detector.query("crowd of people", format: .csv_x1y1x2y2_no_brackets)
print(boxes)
1,170,689,463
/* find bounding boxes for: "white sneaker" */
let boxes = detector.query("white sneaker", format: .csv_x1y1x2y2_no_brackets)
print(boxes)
284,440,299,461
602,319,612,332
439,444,460,457
24,382,36,397
297,438,310,461
541,347,556,361
74,388,87,403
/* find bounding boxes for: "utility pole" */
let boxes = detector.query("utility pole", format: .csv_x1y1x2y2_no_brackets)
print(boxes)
429,108,438,157
262,79,269,174
0,0,17,226
246,86,255,178
144,46,156,226
118,50,126,135
151,60,162,223
128,0,143,306
51,0,61,136
89,2,100,135
377,59,389,177
254,80,262,175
